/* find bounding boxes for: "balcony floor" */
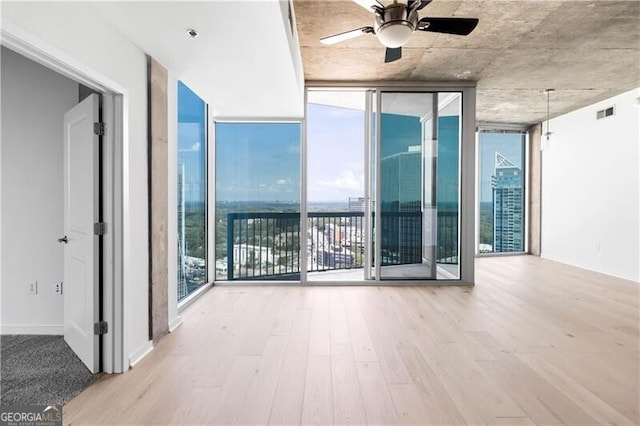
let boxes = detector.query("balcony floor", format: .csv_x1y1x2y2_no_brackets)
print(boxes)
308,262,459,281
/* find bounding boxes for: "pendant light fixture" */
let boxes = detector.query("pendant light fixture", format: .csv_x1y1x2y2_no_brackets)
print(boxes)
544,89,555,141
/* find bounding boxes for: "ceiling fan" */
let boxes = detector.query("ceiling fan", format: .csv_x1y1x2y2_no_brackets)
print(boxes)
320,0,479,63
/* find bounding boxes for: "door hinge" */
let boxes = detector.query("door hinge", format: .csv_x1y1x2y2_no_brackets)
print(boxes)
94,321,108,335
94,222,106,235
93,122,105,136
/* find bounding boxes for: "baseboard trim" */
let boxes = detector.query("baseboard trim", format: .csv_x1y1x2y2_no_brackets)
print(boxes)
1,324,63,335
168,316,183,333
128,340,153,367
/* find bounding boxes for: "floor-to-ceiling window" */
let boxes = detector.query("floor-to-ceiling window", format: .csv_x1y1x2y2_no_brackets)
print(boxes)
477,130,527,254
215,122,301,281
211,85,474,284
177,81,208,301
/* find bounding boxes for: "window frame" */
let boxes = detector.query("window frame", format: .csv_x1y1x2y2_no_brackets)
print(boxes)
210,82,476,285
475,126,529,257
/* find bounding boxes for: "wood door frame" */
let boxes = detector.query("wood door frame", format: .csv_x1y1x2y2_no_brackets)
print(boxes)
1,28,126,373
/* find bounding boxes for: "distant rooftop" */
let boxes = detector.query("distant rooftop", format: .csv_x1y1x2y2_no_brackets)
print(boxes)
495,152,516,169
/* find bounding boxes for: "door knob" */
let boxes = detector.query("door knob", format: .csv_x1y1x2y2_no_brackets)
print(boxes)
57,236,68,244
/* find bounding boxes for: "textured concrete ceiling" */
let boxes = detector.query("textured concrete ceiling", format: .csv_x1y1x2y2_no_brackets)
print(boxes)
294,0,640,125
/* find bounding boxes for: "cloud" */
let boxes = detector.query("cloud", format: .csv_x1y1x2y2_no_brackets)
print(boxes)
178,141,201,153
276,179,287,185
318,170,363,190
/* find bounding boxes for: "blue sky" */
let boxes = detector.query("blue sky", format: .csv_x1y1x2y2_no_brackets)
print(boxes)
215,122,301,202
178,81,206,203
307,103,365,203
215,103,367,203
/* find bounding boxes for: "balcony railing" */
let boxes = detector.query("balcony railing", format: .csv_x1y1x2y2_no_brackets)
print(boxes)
226,212,300,281
225,210,458,281
438,211,458,264
308,212,365,273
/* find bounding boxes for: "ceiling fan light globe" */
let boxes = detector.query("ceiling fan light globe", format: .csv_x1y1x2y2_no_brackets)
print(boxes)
377,23,413,48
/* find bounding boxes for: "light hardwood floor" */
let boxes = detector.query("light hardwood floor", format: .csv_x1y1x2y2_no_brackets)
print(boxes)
64,256,639,425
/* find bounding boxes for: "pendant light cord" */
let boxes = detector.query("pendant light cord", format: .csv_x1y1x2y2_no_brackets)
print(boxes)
546,90,550,139
545,89,554,141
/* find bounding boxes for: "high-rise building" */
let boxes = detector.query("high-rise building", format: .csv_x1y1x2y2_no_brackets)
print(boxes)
177,164,188,300
380,146,422,264
493,152,523,252
178,146,205,203
348,197,365,212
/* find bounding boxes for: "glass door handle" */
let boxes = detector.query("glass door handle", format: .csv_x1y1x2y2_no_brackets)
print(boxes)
57,236,68,244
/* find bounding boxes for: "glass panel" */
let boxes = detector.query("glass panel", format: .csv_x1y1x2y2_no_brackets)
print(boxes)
437,93,461,279
379,92,433,279
306,91,366,281
478,131,526,253
378,92,461,280
367,91,377,280
215,123,301,281
177,81,207,301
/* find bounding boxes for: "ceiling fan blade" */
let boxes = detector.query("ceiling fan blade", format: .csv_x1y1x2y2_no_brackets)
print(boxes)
321,27,374,45
408,0,433,11
385,47,402,63
417,17,479,36
351,0,384,12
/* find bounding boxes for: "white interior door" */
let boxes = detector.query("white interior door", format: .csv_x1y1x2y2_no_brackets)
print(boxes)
62,94,100,373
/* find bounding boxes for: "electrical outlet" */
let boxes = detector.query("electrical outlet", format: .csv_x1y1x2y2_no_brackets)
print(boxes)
55,282,63,295
28,281,38,295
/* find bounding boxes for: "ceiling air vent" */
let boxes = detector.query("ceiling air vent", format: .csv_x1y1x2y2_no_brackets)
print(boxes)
596,106,615,120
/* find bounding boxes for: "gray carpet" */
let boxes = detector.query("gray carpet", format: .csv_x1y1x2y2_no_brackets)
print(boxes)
1,335,99,405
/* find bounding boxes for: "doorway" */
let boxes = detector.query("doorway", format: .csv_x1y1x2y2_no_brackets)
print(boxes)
305,88,465,282
0,42,124,382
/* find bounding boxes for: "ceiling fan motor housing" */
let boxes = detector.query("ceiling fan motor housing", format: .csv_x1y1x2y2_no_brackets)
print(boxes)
374,3,419,48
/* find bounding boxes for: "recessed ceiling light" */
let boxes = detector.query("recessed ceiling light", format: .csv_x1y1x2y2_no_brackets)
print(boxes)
186,29,199,38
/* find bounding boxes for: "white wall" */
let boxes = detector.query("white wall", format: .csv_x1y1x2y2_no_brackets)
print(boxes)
541,88,640,282
0,46,78,333
1,2,151,366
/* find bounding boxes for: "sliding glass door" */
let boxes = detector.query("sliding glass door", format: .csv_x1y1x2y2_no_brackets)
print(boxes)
377,91,461,280
304,89,462,282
